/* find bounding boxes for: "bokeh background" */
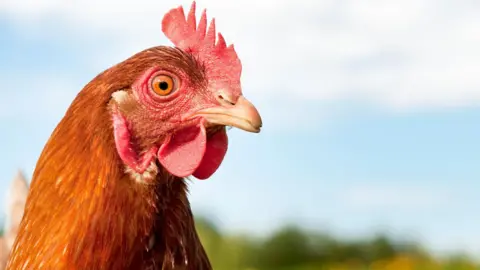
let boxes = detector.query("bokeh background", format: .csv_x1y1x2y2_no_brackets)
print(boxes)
1,0,480,269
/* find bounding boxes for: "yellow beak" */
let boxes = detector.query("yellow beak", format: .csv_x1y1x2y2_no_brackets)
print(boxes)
191,96,262,133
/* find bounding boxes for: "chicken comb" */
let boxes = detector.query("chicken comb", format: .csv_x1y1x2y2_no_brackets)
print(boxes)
162,1,242,92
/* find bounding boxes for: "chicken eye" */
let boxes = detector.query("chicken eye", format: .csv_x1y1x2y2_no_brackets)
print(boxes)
151,75,176,96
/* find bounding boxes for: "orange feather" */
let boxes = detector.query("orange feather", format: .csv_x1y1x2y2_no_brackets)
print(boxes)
7,50,212,269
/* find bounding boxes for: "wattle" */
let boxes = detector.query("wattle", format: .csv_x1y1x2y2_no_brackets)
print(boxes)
157,124,228,179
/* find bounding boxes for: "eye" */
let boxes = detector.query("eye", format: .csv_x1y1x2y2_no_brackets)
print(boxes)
151,74,176,96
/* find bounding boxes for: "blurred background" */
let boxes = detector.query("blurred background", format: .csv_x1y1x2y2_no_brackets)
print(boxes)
1,0,480,269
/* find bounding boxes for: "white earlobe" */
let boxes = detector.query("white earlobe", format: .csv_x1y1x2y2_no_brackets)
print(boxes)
111,90,130,105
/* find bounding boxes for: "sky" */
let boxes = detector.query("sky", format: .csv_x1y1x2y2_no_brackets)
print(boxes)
1,0,480,257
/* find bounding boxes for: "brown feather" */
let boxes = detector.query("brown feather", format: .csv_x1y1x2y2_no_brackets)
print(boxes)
7,46,211,270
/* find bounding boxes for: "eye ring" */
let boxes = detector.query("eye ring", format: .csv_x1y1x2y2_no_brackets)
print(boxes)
151,74,176,96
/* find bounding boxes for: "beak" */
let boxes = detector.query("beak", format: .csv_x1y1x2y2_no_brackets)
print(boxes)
190,96,262,133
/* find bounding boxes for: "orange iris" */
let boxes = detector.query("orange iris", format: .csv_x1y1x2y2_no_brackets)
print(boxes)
152,75,175,96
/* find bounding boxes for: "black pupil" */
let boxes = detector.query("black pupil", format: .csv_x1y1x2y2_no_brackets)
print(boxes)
159,81,169,91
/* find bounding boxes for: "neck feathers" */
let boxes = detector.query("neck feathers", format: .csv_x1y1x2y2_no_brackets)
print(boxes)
7,84,211,269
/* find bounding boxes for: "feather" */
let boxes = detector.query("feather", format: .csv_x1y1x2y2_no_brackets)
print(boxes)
7,47,212,270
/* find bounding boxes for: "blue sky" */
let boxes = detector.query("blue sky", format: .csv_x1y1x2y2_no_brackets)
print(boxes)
1,0,480,257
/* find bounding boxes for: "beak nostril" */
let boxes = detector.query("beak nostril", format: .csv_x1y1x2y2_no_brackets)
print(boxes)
217,94,236,106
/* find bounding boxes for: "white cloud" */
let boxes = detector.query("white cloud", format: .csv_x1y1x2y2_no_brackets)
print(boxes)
1,0,480,111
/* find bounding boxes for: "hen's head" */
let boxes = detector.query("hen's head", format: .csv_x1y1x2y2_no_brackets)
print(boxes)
107,2,261,180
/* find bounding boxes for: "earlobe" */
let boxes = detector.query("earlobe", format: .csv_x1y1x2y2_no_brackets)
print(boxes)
112,90,130,104
110,90,139,115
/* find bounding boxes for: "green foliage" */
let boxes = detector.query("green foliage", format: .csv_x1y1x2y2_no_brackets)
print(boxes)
255,226,314,269
194,217,479,270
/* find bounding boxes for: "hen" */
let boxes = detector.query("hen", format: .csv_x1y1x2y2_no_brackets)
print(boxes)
6,2,262,269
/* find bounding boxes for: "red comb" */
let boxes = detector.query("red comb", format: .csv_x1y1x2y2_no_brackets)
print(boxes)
162,1,242,93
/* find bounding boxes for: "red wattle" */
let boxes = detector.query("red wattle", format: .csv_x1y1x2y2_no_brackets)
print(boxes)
193,128,228,180
157,124,207,178
156,124,229,179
